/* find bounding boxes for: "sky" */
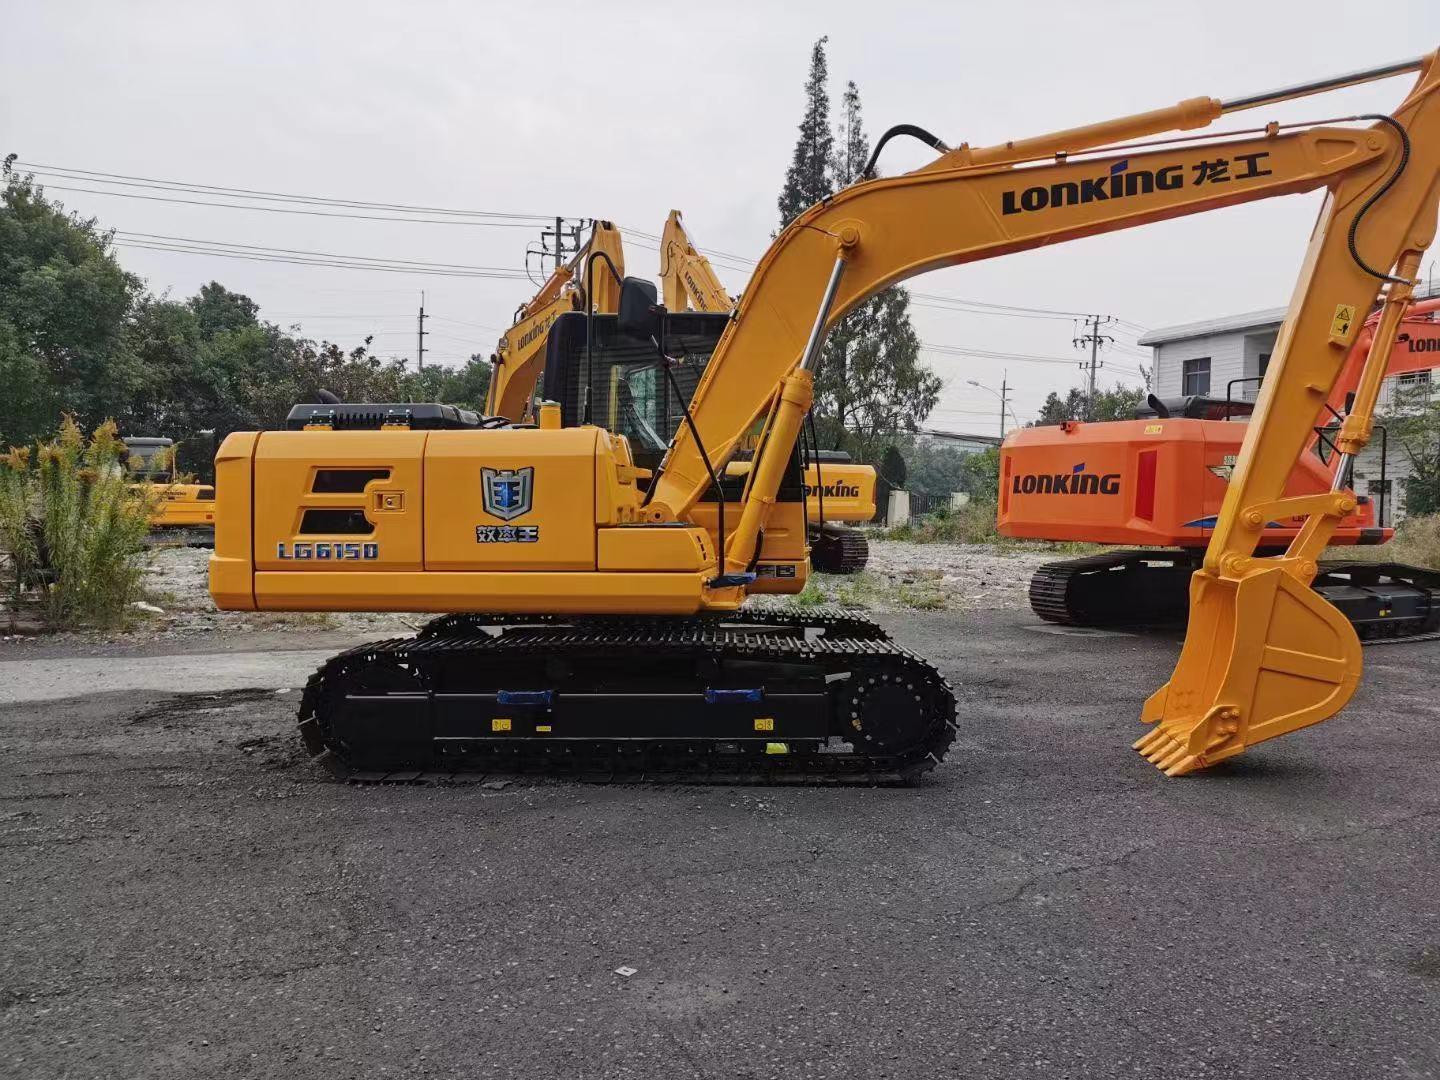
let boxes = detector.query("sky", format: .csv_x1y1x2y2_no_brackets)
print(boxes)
4,0,1438,434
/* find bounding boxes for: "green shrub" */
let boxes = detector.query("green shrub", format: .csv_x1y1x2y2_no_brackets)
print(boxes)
0,417,153,628
883,500,1001,544
1389,513,1440,569
0,445,37,614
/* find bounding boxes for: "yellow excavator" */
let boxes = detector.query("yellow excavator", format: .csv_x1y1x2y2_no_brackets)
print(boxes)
484,220,626,423
124,436,216,546
660,209,876,573
211,52,1440,782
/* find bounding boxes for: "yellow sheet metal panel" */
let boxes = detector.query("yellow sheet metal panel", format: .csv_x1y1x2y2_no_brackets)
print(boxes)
208,432,258,610
252,570,718,614
801,461,876,524
597,527,709,572
150,485,217,527
251,430,427,573
424,427,599,571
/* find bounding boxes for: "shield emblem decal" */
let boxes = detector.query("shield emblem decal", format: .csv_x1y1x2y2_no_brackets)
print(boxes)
481,466,534,521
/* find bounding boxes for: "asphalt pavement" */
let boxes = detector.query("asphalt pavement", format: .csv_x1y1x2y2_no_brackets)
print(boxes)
2,611,1437,1079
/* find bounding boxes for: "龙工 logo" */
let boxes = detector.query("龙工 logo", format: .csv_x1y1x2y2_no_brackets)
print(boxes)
482,466,534,520
1012,462,1120,496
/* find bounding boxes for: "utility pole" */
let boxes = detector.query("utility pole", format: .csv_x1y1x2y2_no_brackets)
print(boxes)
541,217,584,273
1074,314,1115,419
998,371,1010,440
416,291,428,371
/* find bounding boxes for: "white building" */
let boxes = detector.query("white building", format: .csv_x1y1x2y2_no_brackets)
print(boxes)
1141,285,1440,523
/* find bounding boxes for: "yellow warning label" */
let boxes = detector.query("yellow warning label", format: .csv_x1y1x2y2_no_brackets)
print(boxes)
536,724,552,733
753,717,775,732
491,718,512,732
1144,424,1164,435
1330,303,1357,341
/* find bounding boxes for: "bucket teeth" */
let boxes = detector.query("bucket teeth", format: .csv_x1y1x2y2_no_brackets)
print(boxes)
1133,724,1204,777
1133,727,1168,753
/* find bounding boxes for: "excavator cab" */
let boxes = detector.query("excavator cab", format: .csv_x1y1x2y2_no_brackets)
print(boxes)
540,307,813,589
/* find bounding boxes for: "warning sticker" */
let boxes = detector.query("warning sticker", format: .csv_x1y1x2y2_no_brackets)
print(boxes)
1330,303,1357,341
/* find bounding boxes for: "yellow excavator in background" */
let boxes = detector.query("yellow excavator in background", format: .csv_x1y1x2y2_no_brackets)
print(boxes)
484,221,626,423
124,436,216,546
661,209,876,572
212,52,1440,782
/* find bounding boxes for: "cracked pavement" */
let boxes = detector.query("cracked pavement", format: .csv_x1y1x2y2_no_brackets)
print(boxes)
2,610,1438,1079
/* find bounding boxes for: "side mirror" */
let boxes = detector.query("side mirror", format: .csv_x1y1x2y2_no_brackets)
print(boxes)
617,277,663,342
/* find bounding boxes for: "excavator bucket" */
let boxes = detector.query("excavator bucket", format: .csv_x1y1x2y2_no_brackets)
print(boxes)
1135,565,1362,776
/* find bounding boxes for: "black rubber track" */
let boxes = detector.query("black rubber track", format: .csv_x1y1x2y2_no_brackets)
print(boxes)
300,613,956,786
809,526,870,575
1029,549,1440,644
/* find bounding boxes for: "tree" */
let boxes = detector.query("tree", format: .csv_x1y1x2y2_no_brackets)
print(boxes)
899,438,1000,502
1377,382,1440,516
1034,382,1145,425
0,165,144,444
776,52,941,460
777,37,834,229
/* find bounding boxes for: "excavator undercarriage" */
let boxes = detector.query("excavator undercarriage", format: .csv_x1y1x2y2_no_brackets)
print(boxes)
299,607,956,783
1029,549,1440,640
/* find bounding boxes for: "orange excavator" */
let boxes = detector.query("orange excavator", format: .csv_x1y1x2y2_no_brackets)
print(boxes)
1000,297,1440,637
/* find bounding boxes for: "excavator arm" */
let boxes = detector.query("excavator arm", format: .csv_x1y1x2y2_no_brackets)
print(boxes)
484,221,625,421
645,53,1440,772
660,210,735,313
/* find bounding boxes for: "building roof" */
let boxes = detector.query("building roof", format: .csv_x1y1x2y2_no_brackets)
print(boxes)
920,429,1002,447
1136,282,1440,348
1137,306,1286,347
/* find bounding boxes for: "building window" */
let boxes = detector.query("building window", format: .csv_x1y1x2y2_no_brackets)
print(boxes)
1258,352,1272,380
1398,370,1432,388
1182,356,1211,396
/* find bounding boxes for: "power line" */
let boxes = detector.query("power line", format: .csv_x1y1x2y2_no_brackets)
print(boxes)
112,239,533,279
14,161,560,222
113,231,528,274
44,183,549,228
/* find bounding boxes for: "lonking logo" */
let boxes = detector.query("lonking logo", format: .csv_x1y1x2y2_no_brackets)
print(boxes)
1001,152,1273,216
804,482,861,499
516,313,556,352
1012,462,1120,496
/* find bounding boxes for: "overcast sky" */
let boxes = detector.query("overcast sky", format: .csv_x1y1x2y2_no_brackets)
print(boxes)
5,0,1438,432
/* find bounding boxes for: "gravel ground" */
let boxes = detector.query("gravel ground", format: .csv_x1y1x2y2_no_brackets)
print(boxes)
855,540,1060,611
136,545,423,639
118,539,1061,641
2,611,1438,1079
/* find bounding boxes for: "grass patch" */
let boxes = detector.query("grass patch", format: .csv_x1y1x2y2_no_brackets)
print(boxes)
2,418,154,629
1327,513,1440,568
881,500,1109,555
1389,514,1440,568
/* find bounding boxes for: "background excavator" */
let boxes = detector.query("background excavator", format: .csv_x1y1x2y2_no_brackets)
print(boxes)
210,52,1440,781
123,435,216,546
483,221,626,424
999,297,1440,639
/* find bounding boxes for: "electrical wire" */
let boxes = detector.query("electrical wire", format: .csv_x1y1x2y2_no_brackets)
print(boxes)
113,231,528,274
43,183,551,228
14,161,560,221
112,239,533,279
